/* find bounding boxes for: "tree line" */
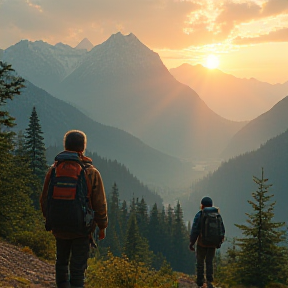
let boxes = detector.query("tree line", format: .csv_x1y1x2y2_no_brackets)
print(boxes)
100,183,194,274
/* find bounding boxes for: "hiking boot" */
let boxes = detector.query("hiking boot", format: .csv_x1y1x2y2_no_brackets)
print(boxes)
57,281,71,288
207,281,214,288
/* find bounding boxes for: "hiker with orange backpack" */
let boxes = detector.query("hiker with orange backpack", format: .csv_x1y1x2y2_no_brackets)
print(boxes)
40,130,108,288
189,197,225,288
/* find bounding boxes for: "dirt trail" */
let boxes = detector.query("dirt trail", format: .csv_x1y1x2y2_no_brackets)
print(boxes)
0,240,55,288
0,239,199,288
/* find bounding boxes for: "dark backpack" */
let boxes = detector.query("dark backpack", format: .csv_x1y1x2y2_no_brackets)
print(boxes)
45,152,94,235
200,207,224,247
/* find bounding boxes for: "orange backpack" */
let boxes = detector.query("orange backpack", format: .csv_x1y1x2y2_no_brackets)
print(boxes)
45,152,94,235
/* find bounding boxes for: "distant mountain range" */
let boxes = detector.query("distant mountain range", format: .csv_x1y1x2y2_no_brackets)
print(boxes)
181,127,288,238
222,96,288,159
170,63,288,121
2,33,245,159
6,80,198,189
2,40,87,91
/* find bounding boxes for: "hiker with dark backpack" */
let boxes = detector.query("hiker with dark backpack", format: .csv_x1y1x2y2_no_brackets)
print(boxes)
189,197,225,288
40,130,108,288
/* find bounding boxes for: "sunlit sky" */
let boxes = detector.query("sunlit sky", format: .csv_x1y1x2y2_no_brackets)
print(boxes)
0,0,288,84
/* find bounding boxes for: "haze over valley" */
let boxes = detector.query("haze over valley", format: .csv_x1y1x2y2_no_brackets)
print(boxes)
2,32,288,235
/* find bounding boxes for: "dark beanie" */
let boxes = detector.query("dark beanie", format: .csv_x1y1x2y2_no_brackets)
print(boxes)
201,196,213,207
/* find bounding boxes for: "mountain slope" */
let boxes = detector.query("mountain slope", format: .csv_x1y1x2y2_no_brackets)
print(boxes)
55,32,245,159
222,95,288,159
6,80,197,189
181,128,288,238
170,63,288,121
3,33,245,159
0,240,54,287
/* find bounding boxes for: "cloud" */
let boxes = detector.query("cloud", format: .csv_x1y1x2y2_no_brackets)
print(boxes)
233,27,288,44
0,0,201,49
261,0,288,17
0,0,288,50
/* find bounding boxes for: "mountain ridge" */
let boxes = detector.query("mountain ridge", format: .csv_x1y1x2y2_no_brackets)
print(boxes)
3,32,245,160
222,95,288,159
170,63,288,121
54,32,245,159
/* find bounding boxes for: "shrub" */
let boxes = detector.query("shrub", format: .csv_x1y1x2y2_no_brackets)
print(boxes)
12,230,55,260
86,252,177,288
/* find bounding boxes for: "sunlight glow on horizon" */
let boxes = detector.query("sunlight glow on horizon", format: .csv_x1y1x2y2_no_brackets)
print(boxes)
205,54,220,69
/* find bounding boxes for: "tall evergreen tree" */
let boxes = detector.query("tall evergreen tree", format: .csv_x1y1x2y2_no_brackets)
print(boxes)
24,106,47,180
104,183,122,256
171,201,191,273
148,203,162,254
235,168,288,287
120,199,128,235
124,212,152,266
0,61,24,151
136,197,149,239
0,62,40,240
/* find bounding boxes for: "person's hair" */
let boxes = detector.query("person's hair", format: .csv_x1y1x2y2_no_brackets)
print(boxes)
201,196,213,207
64,130,87,152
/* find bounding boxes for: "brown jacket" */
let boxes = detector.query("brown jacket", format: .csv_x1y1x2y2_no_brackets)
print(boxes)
40,151,108,239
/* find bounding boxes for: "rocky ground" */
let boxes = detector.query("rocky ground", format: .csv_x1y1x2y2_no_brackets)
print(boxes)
0,239,197,288
0,240,55,288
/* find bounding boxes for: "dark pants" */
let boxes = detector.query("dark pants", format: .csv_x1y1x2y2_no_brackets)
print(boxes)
196,245,216,287
56,237,90,288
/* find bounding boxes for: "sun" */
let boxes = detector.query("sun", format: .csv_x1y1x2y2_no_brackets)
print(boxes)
205,54,220,69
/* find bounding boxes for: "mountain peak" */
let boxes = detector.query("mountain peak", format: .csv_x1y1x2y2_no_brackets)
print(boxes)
105,32,142,46
55,42,72,49
75,38,94,51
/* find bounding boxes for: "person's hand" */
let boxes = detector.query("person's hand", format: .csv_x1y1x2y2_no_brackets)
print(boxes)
189,243,195,251
99,229,106,240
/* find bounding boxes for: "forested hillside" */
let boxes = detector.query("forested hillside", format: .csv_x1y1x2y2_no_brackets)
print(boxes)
222,96,288,159
6,80,197,189
46,146,163,207
182,128,288,237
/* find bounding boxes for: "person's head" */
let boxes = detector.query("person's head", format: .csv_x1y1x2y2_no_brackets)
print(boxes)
200,196,213,209
64,130,87,153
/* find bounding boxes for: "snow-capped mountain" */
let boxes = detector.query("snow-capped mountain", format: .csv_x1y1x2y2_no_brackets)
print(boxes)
3,40,87,92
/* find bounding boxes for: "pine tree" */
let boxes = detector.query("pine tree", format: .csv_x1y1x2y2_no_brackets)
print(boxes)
120,199,128,234
0,61,24,151
235,168,288,287
0,63,40,240
148,203,162,254
171,201,191,273
105,183,122,256
24,106,48,180
124,212,152,266
136,197,149,239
